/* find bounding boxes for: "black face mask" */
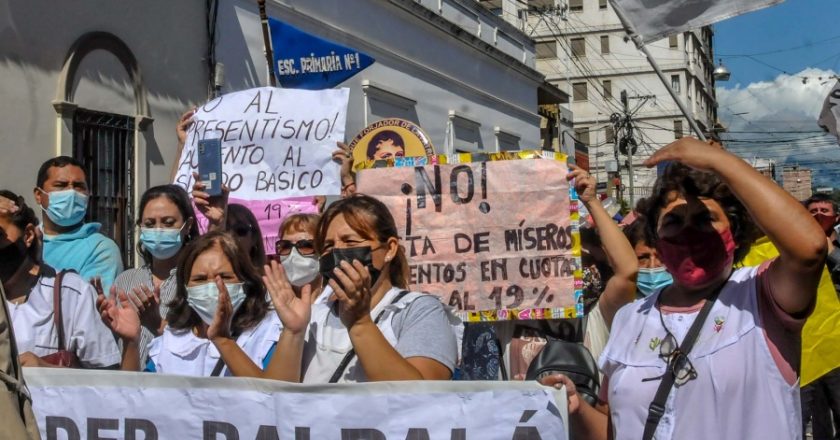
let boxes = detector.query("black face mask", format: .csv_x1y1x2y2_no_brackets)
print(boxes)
319,246,381,287
0,238,28,283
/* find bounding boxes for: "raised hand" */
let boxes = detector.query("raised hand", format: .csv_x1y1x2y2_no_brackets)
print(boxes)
643,136,730,173
192,171,230,228
263,260,312,334
0,195,19,216
566,164,596,204
176,108,196,147
207,276,233,341
333,141,356,196
127,284,163,336
329,260,374,329
97,287,141,343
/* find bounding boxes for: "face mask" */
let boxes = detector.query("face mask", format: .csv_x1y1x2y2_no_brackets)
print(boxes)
637,266,673,297
280,248,319,287
40,189,88,227
186,282,246,326
813,213,837,236
140,226,184,260
319,246,381,287
0,237,27,283
656,226,735,288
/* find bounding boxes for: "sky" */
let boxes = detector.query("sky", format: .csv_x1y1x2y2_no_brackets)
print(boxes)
712,0,840,188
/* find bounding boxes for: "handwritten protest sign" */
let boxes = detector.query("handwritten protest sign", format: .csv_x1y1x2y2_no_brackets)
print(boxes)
357,152,583,321
173,87,348,253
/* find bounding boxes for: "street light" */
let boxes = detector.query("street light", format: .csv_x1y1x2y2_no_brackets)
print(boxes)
714,59,731,81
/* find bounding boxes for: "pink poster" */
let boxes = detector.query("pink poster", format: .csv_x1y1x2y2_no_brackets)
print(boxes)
357,155,582,321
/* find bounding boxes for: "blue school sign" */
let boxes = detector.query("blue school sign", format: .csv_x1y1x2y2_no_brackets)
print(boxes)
269,18,375,90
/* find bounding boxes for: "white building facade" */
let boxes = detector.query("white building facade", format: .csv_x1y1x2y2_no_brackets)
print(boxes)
482,0,719,205
0,0,564,265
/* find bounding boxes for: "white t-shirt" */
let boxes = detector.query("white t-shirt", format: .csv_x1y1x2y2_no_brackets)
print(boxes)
147,312,281,377
7,269,121,368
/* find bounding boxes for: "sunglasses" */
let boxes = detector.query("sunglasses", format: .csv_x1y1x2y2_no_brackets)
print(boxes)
275,239,316,256
643,315,698,386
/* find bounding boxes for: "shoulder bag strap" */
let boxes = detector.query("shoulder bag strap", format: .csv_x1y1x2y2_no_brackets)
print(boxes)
53,271,67,352
641,284,724,440
328,290,411,383
210,358,226,377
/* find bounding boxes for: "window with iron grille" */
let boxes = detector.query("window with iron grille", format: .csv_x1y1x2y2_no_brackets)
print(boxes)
673,120,684,139
569,0,583,12
599,0,607,9
603,80,612,100
72,109,135,268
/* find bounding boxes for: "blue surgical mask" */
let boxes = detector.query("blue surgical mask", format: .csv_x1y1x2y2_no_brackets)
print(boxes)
40,188,88,227
140,226,185,260
186,282,246,325
637,266,673,297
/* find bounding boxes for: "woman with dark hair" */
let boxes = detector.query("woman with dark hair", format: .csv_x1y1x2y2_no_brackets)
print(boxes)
0,190,120,369
226,204,267,270
622,213,672,298
542,138,827,440
109,184,199,363
264,194,457,383
101,231,280,376
191,173,267,271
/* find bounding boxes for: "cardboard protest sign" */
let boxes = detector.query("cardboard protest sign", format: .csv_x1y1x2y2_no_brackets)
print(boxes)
349,118,435,171
174,87,348,253
357,152,583,321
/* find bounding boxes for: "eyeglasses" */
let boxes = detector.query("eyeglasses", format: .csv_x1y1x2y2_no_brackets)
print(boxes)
643,313,698,386
275,239,316,256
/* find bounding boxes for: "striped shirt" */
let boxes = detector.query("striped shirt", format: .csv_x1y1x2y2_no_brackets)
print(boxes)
113,266,178,364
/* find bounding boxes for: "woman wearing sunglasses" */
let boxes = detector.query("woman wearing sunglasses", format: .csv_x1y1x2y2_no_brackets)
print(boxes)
274,214,322,303
264,194,458,383
542,139,826,440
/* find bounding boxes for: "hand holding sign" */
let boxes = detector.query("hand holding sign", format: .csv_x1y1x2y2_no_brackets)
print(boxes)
567,165,596,204
192,171,230,229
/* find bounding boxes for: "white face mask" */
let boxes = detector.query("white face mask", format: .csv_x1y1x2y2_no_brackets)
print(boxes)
186,282,246,325
280,248,319,287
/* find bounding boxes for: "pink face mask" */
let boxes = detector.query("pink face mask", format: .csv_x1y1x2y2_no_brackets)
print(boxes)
656,226,736,287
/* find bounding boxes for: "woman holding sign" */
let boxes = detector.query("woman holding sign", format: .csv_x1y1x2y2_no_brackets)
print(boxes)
264,194,458,383
541,138,825,440
100,231,281,376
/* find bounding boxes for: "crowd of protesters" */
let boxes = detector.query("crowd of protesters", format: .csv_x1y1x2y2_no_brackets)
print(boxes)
1,109,837,439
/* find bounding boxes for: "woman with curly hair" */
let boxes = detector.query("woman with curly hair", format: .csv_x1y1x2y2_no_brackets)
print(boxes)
542,138,826,440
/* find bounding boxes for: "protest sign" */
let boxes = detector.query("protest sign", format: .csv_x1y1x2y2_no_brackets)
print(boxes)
27,369,568,440
357,152,583,321
350,118,436,171
173,87,348,253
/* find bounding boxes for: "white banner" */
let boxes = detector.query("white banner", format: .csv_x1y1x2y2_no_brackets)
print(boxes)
610,0,784,44
818,80,840,144
26,368,567,440
173,87,349,199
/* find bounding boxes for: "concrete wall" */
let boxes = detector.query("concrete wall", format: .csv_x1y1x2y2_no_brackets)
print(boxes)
0,0,209,208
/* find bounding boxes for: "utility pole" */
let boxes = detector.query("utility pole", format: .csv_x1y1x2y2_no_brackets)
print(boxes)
621,90,635,207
